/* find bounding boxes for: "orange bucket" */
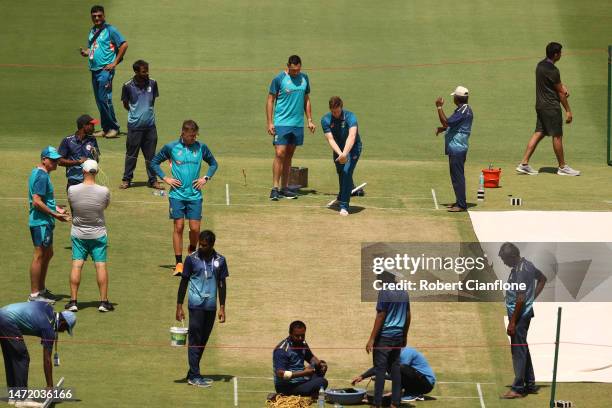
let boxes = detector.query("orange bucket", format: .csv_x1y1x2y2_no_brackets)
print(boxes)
482,168,502,188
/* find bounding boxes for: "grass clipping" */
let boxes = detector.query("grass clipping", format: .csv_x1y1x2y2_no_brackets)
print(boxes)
265,394,312,408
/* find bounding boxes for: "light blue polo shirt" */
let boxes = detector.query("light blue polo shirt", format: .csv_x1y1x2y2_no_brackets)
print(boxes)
87,24,126,71
400,347,436,386
0,302,56,350
505,258,544,319
151,138,218,201
28,167,56,227
376,289,410,338
121,78,159,129
269,71,310,127
181,251,229,310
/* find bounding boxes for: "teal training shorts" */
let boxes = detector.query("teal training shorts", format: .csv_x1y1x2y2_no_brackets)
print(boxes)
71,234,108,262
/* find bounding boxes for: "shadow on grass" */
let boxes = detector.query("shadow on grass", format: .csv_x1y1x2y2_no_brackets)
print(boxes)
174,374,235,384
296,189,319,196
325,206,366,214
68,300,118,311
159,265,176,270
538,166,558,174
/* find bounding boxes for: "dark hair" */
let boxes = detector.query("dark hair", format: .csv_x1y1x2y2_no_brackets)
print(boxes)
329,96,343,109
287,55,302,66
91,5,105,14
499,242,520,258
546,42,562,59
182,119,199,132
199,230,216,245
455,95,469,104
289,320,306,334
132,60,149,72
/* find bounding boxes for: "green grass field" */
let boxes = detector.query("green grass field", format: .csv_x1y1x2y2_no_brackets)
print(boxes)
1,0,612,407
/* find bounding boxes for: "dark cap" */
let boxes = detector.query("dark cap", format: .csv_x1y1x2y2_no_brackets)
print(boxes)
76,114,100,129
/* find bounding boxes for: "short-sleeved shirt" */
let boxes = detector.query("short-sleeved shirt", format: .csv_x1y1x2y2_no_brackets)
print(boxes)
151,139,218,201
181,251,228,310
400,347,436,385
269,71,310,127
376,289,410,338
121,78,159,129
67,183,110,239
87,24,126,71
535,58,561,110
28,167,56,227
505,258,544,318
0,302,56,350
320,110,362,158
58,135,100,185
273,337,315,386
445,104,473,155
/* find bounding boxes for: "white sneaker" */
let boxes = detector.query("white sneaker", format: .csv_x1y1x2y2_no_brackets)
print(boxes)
557,165,580,176
516,163,538,175
15,399,43,408
92,130,105,137
339,208,349,216
104,129,119,138
27,294,55,305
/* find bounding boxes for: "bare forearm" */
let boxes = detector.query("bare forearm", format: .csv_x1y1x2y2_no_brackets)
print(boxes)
437,109,448,127
43,349,53,387
559,93,571,113
325,134,343,156
304,96,312,122
114,42,128,65
342,128,357,155
368,312,386,341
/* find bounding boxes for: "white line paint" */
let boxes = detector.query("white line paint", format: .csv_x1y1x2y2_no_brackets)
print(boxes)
431,188,439,210
233,376,238,406
351,182,367,194
477,382,486,408
237,375,494,385
226,184,230,206
238,390,479,399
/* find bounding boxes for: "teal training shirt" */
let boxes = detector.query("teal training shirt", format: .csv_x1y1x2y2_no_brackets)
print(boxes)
28,167,56,227
269,71,310,127
151,138,218,201
320,110,362,157
87,24,126,71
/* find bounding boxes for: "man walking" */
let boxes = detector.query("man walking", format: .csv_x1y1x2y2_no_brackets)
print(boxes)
321,96,362,216
435,86,474,213
58,114,101,189
498,242,547,399
151,120,218,276
28,147,70,304
176,230,228,387
66,160,113,313
79,5,128,139
266,55,316,200
0,302,75,408
120,60,164,190
516,42,579,176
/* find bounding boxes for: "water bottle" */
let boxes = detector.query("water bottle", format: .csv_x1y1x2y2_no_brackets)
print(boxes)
477,172,485,201
53,352,60,366
317,386,325,407
152,189,166,197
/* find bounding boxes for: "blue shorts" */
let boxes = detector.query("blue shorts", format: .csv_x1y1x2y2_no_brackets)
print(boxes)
72,235,108,262
274,126,304,146
30,225,54,248
169,198,202,220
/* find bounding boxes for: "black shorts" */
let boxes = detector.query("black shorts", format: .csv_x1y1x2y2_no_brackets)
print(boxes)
535,108,563,136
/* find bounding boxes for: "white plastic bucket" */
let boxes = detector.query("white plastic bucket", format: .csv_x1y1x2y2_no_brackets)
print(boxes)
170,326,188,346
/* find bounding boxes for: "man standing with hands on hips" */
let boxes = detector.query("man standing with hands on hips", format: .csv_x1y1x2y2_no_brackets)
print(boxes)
266,55,315,201
80,5,128,139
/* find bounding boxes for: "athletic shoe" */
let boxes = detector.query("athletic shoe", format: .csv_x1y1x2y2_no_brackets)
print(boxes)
188,377,212,388
401,395,424,402
104,129,119,139
445,202,457,208
269,188,280,201
339,208,349,216
501,390,524,399
351,188,365,197
92,130,105,137
525,385,540,394
173,262,184,277
148,181,165,190
516,163,539,175
119,180,131,189
15,399,43,408
447,206,467,212
28,294,55,304
64,300,78,312
280,188,298,199
557,165,580,176
40,288,59,301
98,300,115,312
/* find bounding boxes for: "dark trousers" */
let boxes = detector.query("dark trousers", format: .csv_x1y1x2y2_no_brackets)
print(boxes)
187,309,216,379
510,315,535,393
400,365,434,396
0,315,29,388
448,152,467,209
335,155,359,210
122,126,158,184
373,336,402,406
91,69,119,132
275,373,328,397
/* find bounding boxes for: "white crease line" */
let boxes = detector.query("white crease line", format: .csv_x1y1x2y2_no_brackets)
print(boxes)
477,382,486,408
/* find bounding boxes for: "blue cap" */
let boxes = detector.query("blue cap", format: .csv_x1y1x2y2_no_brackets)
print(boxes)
41,146,62,160
60,311,77,336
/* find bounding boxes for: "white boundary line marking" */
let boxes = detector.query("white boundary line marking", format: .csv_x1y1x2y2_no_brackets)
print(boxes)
477,382,486,408
226,184,230,206
431,188,439,210
233,376,238,406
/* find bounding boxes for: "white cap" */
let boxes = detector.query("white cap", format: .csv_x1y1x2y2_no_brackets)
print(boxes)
451,86,469,97
82,159,99,174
